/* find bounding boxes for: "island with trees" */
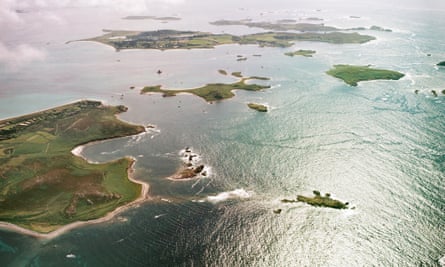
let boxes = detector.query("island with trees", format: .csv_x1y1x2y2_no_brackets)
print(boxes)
326,64,405,86
0,100,146,234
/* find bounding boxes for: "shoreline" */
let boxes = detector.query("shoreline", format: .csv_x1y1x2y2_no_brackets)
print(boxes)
0,137,150,240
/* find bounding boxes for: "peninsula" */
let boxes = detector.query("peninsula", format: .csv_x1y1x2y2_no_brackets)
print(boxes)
326,64,405,86
141,72,270,102
0,100,146,234
78,29,375,51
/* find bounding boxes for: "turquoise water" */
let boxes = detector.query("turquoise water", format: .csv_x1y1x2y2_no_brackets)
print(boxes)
0,1,444,266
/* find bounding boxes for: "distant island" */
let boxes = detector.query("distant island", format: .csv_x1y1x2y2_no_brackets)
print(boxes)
210,19,391,32
141,71,270,102
77,28,375,51
437,61,445,66
326,64,405,86
247,103,268,112
210,19,339,32
285,49,316,57
281,190,349,209
0,100,147,234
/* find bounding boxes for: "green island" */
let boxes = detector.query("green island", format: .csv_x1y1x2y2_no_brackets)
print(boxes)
285,49,316,57
218,69,228,75
326,64,405,86
141,72,270,102
0,100,146,233
247,103,268,112
79,29,375,51
437,61,445,66
281,190,349,209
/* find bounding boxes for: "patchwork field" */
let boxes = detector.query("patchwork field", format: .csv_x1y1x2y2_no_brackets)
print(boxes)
0,100,145,233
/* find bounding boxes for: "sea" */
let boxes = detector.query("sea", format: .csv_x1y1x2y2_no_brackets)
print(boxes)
0,0,444,266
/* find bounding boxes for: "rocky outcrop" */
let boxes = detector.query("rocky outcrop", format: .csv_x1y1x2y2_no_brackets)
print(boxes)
169,147,209,180
281,190,349,209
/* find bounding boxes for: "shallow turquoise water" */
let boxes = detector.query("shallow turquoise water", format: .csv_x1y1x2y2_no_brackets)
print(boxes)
0,1,444,266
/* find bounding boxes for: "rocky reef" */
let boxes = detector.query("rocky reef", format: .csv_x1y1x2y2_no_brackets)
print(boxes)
169,147,208,180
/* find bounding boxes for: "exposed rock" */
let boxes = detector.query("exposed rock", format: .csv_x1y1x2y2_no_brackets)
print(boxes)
432,90,438,97
194,165,205,173
273,209,282,214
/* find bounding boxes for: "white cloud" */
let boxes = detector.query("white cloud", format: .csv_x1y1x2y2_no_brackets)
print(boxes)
0,0,184,69
0,43,46,70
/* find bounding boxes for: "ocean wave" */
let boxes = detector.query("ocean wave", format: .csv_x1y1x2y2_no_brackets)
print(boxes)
204,189,253,204
439,254,445,267
404,72,416,85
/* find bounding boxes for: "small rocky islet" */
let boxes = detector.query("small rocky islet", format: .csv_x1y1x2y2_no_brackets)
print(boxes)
169,147,208,180
280,190,349,209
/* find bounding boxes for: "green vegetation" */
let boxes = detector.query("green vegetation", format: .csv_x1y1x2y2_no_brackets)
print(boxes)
79,29,375,51
326,64,404,86
281,190,349,209
247,103,268,112
141,73,270,102
437,61,445,66
285,49,316,57
0,100,145,233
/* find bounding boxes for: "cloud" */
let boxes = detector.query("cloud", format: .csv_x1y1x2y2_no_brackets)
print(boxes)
0,43,46,70
0,0,184,69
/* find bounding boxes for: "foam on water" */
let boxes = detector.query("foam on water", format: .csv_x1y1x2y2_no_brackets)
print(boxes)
205,189,253,204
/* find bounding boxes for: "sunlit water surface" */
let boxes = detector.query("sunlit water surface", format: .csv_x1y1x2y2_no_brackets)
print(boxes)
0,1,444,266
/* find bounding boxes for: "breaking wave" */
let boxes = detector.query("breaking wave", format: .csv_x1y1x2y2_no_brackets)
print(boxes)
204,189,252,204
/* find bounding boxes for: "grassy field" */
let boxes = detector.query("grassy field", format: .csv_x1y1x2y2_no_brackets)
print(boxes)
141,72,270,102
326,64,405,86
0,100,145,233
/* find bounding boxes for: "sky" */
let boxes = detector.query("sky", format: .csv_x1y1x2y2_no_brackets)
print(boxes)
0,0,185,70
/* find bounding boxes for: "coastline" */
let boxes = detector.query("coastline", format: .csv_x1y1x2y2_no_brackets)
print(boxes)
0,130,151,240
